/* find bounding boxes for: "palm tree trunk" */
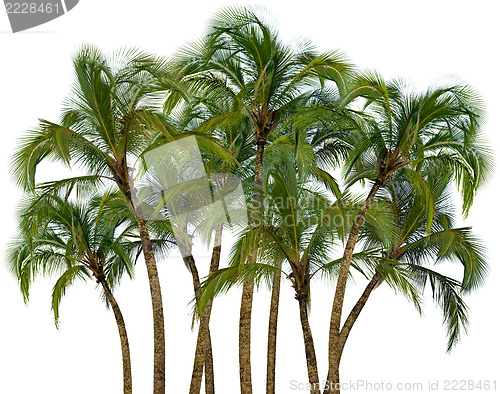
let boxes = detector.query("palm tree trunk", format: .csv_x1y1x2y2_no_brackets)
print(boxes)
127,173,166,394
339,272,381,350
204,225,224,394
100,280,133,394
324,180,381,394
324,270,382,394
266,266,281,394
189,285,215,394
184,254,201,299
239,275,255,394
204,329,215,394
189,224,223,394
297,293,320,394
137,217,166,394
240,139,266,394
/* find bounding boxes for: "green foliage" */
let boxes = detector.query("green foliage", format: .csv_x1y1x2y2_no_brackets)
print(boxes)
7,7,492,368
7,191,140,326
341,73,492,216
11,44,176,191
355,172,488,351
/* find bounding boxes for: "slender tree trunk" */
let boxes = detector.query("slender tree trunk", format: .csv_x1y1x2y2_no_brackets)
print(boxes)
324,180,381,394
100,280,133,394
239,276,254,394
184,254,201,298
266,265,281,394
325,268,382,394
189,224,223,394
204,329,215,394
137,217,166,394
297,293,320,394
240,139,266,394
339,272,381,350
127,171,166,394
204,225,223,394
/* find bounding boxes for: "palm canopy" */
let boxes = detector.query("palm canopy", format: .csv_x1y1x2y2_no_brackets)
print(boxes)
7,191,148,325
11,45,179,194
341,73,492,217
195,148,395,310
169,6,353,147
160,78,256,178
353,172,488,351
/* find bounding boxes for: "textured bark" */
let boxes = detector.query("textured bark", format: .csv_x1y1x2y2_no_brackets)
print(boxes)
239,276,255,394
189,224,223,394
204,329,215,394
338,272,381,352
126,170,165,394
239,139,266,394
136,217,166,394
184,254,201,297
324,181,381,394
266,267,281,394
324,270,382,394
100,280,133,394
297,294,320,394
204,225,223,394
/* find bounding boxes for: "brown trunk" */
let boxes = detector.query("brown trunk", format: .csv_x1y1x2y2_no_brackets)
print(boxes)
266,265,281,394
204,329,215,394
136,217,166,394
100,280,133,394
239,276,255,394
189,224,223,394
204,225,223,394
324,270,382,394
324,180,381,394
339,272,381,351
239,139,266,394
184,254,201,298
127,170,166,394
297,293,321,394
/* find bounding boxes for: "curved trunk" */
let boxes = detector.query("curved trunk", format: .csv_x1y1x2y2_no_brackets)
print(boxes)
339,272,381,350
100,280,133,394
324,271,382,394
266,266,281,394
184,254,201,298
297,293,320,394
324,181,381,393
239,139,266,394
189,224,223,394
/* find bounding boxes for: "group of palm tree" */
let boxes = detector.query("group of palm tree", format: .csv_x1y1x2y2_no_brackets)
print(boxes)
7,7,491,394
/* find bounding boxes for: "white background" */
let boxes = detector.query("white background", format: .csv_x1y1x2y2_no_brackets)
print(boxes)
0,1,499,393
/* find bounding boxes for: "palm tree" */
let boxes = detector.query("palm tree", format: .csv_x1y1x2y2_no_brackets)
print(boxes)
140,91,252,394
7,192,143,394
320,171,487,393
171,7,353,392
185,115,253,394
323,74,492,393
11,46,178,393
